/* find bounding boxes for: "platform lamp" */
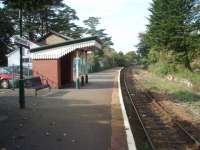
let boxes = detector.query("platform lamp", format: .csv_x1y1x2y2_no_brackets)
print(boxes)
18,6,25,109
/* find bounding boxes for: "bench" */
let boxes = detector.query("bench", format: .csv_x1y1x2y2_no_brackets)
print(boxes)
24,76,51,96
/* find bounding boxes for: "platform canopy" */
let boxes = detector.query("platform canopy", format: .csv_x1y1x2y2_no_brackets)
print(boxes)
30,36,101,59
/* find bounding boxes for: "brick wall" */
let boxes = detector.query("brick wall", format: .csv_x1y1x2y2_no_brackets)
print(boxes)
32,59,61,88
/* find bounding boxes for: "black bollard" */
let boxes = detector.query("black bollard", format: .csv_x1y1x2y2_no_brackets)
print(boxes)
85,74,88,83
81,76,84,86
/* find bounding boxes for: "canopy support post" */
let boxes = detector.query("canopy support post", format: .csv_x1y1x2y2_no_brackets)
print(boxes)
75,51,80,89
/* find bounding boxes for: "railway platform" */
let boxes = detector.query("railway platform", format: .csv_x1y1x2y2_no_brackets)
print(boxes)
0,68,134,150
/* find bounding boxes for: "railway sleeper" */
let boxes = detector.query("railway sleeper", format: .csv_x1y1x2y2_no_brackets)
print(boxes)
153,141,186,150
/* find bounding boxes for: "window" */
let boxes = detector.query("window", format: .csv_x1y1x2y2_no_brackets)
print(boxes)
22,48,25,56
22,58,30,63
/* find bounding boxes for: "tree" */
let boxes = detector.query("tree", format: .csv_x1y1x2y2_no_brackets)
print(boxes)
115,52,126,67
136,32,151,58
0,0,64,39
146,0,200,70
0,0,63,10
83,17,115,70
1,0,84,40
124,51,137,65
83,17,113,47
0,8,14,66
49,4,84,38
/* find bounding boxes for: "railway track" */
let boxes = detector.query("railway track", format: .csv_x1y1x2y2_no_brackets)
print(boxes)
122,67,200,150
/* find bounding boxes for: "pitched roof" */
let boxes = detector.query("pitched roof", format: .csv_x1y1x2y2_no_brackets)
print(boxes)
30,36,102,60
31,36,101,53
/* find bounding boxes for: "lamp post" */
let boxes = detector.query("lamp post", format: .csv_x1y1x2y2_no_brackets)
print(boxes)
19,7,25,109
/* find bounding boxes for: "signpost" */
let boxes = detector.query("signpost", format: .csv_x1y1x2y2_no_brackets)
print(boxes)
12,8,30,109
13,36,30,48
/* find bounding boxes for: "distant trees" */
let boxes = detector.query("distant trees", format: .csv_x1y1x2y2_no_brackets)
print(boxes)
137,0,200,71
137,33,150,58
114,51,137,67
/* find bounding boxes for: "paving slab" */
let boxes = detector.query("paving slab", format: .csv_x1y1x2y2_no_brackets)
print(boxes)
0,68,128,150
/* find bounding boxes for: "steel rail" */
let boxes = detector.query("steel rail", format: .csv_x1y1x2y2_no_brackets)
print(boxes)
123,67,200,149
122,68,156,150
145,92,200,149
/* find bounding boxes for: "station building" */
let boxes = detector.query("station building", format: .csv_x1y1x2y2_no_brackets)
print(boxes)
30,31,101,88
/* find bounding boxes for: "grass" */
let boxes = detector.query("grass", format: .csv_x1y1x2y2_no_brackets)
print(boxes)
148,62,200,92
135,69,200,114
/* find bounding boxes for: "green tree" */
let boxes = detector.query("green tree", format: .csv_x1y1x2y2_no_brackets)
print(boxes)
83,17,115,70
136,32,151,58
146,0,200,70
49,4,84,38
0,0,63,10
124,51,137,65
0,8,14,66
115,52,126,67
0,0,64,39
83,17,113,47
1,0,84,40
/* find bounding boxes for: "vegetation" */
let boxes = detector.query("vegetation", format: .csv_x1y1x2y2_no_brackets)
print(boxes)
135,0,200,118
0,8,14,66
137,0,200,73
134,68,200,115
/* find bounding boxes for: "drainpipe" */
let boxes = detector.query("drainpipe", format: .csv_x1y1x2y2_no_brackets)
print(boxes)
85,51,88,84
81,51,84,86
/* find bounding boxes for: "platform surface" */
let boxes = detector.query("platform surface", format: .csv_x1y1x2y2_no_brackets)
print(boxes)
0,68,128,150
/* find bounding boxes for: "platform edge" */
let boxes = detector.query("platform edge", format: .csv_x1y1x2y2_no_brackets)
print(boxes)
118,68,137,150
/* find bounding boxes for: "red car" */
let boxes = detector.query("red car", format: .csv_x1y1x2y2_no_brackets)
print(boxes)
0,68,16,88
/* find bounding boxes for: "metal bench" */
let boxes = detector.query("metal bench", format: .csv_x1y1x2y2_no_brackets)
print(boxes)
24,76,51,96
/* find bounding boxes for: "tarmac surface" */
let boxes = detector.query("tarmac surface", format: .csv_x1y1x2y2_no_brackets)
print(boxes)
0,68,128,150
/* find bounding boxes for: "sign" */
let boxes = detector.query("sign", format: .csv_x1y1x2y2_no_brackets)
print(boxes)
75,57,81,65
13,36,30,48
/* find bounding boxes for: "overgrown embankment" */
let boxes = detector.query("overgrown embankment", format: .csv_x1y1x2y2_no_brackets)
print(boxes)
132,66,200,119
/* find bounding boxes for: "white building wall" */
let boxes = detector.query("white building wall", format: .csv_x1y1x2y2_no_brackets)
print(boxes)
7,41,39,68
7,48,32,68
7,51,20,66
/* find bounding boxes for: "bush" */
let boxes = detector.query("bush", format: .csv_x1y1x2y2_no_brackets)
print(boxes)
139,57,149,69
191,63,200,71
149,63,200,92
149,62,177,75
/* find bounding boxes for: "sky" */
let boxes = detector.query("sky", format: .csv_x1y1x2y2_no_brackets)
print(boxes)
64,0,152,53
